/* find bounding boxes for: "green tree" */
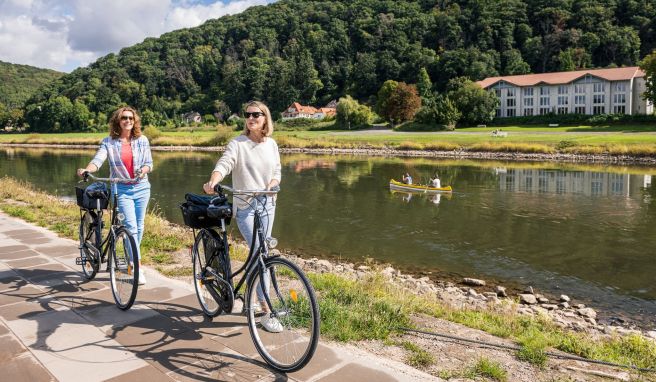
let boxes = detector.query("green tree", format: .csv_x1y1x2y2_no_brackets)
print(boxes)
385,82,422,125
447,78,498,126
375,80,398,119
640,50,656,106
416,67,433,101
415,94,461,130
336,95,374,129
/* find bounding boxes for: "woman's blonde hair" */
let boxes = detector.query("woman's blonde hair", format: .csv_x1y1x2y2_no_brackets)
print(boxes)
242,100,274,137
109,106,142,139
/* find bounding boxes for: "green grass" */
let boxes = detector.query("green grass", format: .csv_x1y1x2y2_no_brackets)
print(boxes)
3,123,656,155
465,357,508,381
398,340,435,368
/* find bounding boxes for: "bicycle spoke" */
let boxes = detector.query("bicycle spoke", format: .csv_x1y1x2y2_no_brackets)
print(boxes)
109,228,139,310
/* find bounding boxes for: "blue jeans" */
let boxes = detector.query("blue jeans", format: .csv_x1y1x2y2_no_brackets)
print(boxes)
114,181,151,262
236,196,276,302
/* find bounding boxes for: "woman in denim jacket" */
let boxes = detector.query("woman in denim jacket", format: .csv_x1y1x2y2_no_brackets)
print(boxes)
77,106,153,285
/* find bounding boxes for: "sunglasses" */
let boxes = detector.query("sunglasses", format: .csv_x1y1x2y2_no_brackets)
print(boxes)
244,111,265,119
120,115,134,121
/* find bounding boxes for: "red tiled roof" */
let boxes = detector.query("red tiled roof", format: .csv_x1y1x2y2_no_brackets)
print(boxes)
477,66,646,89
290,102,317,114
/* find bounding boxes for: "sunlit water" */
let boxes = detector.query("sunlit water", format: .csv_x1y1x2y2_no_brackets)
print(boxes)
2,147,655,324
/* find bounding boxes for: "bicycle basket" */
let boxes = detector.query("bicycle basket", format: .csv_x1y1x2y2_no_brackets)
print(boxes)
179,193,231,229
77,182,109,210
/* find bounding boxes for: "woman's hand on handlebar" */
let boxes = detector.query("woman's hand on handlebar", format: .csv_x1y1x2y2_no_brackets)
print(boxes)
203,181,216,194
77,168,89,177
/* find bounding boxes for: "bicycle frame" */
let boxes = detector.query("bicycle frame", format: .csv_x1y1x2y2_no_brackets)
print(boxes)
79,173,140,269
196,185,278,312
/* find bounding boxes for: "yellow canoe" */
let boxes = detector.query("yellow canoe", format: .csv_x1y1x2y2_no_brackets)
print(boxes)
389,179,453,194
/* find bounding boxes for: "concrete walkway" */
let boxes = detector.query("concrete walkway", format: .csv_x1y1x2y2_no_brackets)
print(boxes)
0,211,440,382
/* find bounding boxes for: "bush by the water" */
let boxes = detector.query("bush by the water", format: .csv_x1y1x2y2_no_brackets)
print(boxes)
143,125,162,139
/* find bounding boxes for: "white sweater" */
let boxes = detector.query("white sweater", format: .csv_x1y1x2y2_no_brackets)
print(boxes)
213,134,282,209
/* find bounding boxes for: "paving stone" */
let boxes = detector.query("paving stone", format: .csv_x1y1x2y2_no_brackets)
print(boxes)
105,364,174,381
0,285,46,306
167,347,277,382
0,248,40,260
316,363,399,382
0,333,28,362
34,244,79,257
0,354,55,382
4,229,45,238
16,237,53,245
288,343,342,381
4,256,51,269
0,244,31,254
0,299,58,321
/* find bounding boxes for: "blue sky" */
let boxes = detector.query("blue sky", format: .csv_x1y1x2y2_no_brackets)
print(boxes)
0,0,276,73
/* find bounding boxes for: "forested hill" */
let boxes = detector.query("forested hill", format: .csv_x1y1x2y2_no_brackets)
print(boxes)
0,61,63,108
24,0,656,131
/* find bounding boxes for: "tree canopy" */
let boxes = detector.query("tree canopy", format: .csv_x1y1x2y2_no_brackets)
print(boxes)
20,0,656,131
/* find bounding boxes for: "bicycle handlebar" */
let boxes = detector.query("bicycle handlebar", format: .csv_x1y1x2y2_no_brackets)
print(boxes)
214,183,280,196
81,171,141,184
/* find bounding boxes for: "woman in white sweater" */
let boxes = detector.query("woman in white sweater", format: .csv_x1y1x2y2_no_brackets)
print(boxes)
203,100,282,332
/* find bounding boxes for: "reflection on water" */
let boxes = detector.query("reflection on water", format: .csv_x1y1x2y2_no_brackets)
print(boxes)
2,147,656,323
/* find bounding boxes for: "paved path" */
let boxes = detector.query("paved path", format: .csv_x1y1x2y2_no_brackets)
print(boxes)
0,211,440,382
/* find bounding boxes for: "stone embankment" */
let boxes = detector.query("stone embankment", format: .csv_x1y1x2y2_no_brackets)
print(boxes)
281,252,656,342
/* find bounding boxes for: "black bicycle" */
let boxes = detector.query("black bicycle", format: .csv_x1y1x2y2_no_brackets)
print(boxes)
75,172,140,310
180,184,320,372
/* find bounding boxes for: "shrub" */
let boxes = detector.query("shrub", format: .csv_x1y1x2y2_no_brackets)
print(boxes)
142,125,162,139
336,95,374,129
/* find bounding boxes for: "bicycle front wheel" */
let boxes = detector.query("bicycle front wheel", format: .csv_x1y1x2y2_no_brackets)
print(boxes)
246,257,320,372
79,211,99,280
193,229,233,317
109,227,139,310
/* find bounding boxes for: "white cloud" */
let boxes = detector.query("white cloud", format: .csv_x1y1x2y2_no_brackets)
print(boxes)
0,0,274,72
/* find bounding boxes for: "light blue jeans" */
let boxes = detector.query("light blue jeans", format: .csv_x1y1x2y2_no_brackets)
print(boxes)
114,181,151,262
236,195,276,303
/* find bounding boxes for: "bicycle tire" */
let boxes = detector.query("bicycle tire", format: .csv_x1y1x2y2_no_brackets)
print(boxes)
245,257,320,372
193,229,233,317
109,227,139,310
79,211,100,280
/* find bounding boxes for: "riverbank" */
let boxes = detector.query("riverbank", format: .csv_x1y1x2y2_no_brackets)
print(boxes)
3,141,656,165
1,176,655,380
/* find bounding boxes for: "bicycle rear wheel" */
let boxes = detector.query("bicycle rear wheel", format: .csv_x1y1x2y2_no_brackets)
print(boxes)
109,227,139,310
192,229,233,317
79,211,100,280
246,257,320,372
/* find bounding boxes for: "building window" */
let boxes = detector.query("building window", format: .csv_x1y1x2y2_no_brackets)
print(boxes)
593,94,605,104
507,98,516,107
575,84,586,94
540,107,550,115
615,82,627,92
524,98,533,107
507,109,516,117
593,82,605,93
574,106,586,114
558,85,568,94
593,105,605,115
523,88,534,97
613,93,626,104
507,88,516,97
540,87,550,96
557,107,568,114
613,105,626,114
496,109,502,117
574,95,586,104
540,97,550,106
494,89,501,97
524,108,534,116
558,96,568,105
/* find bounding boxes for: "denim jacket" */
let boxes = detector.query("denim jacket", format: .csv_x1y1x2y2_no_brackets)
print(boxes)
90,136,153,182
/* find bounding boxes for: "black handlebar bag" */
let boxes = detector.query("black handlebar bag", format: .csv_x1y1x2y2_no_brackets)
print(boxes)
76,182,109,210
180,193,232,229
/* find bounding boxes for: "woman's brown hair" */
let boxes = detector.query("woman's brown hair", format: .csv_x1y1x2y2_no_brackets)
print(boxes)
109,106,142,139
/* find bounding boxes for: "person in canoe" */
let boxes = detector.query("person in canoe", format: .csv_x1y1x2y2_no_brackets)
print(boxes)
402,172,413,185
430,173,441,188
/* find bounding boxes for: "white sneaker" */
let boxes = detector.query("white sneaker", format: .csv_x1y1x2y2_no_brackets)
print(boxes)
261,314,283,333
138,269,146,285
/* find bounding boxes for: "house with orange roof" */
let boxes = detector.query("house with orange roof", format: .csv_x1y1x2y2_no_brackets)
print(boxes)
476,67,653,118
281,101,337,120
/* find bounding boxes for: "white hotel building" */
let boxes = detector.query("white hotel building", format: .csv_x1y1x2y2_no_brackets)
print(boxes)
476,66,653,118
